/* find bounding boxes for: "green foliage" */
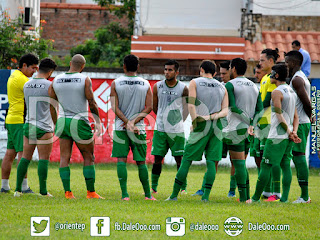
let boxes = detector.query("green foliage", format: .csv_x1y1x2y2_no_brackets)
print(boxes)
0,11,53,69
70,22,131,67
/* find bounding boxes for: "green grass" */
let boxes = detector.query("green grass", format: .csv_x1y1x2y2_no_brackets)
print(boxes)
0,161,319,239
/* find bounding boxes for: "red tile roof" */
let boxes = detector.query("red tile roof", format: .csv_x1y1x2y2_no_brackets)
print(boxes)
245,31,320,63
40,3,111,10
131,35,245,60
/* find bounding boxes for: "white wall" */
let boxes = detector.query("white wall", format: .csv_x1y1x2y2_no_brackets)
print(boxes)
139,0,242,37
252,0,320,16
0,0,24,19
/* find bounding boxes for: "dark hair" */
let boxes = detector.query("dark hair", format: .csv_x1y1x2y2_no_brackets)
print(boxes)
19,53,39,68
230,58,247,75
39,58,57,73
253,64,261,74
285,50,304,67
124,54,139,72
261,48,280,63
292,40,301,47
165,59,179,71
271,64,288,82
220,60,230,70
200,60,216,75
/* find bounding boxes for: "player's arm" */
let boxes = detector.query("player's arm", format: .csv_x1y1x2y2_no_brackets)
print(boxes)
272,90,291,135
225,82,243,115
292,76,312,119
188,80,197,123
110,81,129,124
133,86,153,125
153,83,158,115
253,92,264,124
85,77,101,135
211,88,229,120
48,83,58,125
290,108,301,143
182,85,189,121
262,92,271,108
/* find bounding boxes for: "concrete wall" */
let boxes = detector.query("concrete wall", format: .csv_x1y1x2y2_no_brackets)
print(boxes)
139,0,242,37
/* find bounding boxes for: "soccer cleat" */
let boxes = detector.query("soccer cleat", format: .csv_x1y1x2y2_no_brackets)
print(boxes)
40,192,53,197
227,191,236,198
292,197,311,204
180,190,187,195
65,191,76,199
121,197,130,201
87,191,105,199
192,190,204,196
14,191,23,197
165,196,177,201
22,187,34,194
246,198,260,204
261,191,272,199
0,188,13,194
151,188,158,194
201,199,209,203
145,196,157,201
264,195,280,202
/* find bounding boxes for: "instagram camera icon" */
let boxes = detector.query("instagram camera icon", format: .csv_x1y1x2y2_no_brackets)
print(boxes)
166,217,185,236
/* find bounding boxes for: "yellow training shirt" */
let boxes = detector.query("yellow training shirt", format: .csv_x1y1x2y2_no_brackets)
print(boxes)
259,74,276,125
5,70,29,124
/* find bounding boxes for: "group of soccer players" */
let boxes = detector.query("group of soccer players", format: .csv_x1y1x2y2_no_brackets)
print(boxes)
1,46,312,204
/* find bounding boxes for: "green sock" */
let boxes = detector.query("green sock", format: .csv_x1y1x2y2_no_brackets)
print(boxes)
252,162,272,201
202,160,216,201
246,169,250,200
38,159,49,195
229,175,237,192
232,160,247,202
170,160,191,199
263,172,272,193
293,155,309,201
83,165,95,192
59,167,71,192
151,163,162,192
272,164,281,195
177,163,187,191
137,164,151,198
280,161,292,202
201,173,207,192
16,158,30,192
257,166,260,174
117,162,129,198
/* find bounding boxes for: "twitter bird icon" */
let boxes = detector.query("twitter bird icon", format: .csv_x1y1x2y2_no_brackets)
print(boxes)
31,217,50,236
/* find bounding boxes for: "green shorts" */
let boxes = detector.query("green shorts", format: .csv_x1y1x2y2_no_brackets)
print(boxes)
259,124,270,151
151,130,185,157
112,130,147,161
262,138,294,165
249,136,261,157
6,123,24,152
222,142,228,158
24,123,49,140
226,137,250,153
293,123,310,153
55,117,93,142
183,121,222,161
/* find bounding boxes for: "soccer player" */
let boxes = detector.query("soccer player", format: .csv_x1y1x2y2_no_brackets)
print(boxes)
151,60,189,194
254,64,266,83
192,60,237,198
1,53,39,193
248,64,300,203
285,50,312,203
14,58,57,197
223,58,263,202
258,48,280,201
166,60,229,202
49,54,104,199
110,54,155,201
292,40,311,77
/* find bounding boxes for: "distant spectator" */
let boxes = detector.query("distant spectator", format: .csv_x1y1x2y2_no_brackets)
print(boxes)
292,40,311,77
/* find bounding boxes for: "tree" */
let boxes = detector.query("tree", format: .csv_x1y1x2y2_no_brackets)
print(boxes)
70,0,135,67
0,11,53,69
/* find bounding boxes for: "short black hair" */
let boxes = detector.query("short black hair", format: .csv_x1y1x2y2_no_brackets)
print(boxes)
200,60,216,75
39,58,57,73
253,64,262,74
220,60,230,70
19,53,39,68
165,59,179,71
271,64,288,82
292,40,301,47
124,54,139,72
261,48,280,63
285,50,304,66
230,58,247,75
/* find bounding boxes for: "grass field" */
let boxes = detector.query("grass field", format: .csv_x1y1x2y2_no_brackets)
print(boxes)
0,161,319,240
